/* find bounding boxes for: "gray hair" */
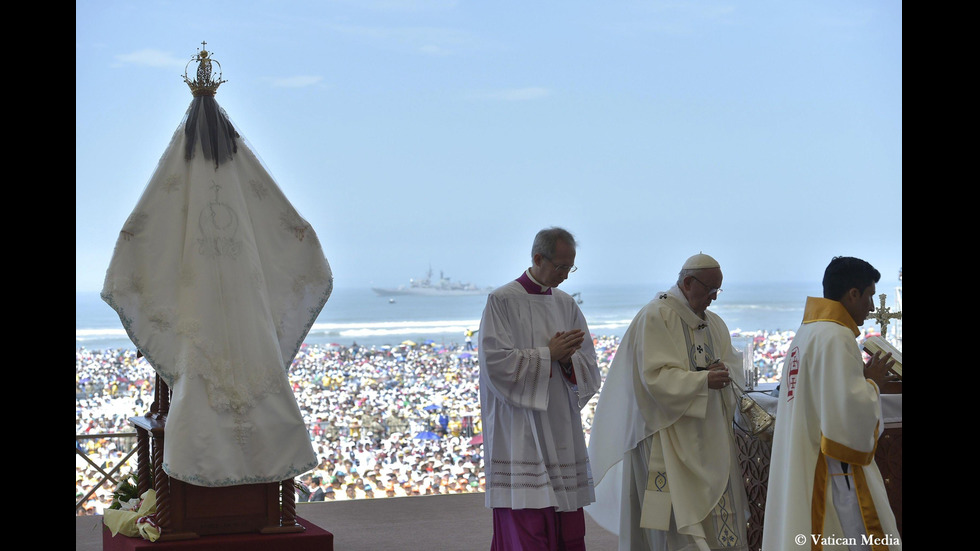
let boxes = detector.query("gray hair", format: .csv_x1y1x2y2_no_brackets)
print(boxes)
532,227,577,258
677,269,691,287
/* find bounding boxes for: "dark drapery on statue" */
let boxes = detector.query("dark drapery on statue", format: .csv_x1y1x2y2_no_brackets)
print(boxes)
184,93,239,167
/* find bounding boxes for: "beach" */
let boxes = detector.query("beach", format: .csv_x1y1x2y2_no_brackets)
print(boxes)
76,282,841,351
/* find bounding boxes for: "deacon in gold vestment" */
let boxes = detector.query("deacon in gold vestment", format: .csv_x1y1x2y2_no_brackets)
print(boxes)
762,257,901,551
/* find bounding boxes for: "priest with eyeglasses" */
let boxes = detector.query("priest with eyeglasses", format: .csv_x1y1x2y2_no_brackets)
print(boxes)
478,226,602,550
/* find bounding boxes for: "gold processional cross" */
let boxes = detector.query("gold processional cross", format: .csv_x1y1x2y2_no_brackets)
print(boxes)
869,293,902,338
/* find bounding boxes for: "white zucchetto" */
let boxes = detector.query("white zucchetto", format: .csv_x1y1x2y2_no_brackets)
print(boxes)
682,253,720,270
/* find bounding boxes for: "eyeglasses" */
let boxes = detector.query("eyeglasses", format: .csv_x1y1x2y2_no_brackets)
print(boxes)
690,275,722,296
544,256,577,273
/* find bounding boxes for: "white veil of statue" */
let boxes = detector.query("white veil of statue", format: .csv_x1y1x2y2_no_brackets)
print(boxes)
101,45,332,487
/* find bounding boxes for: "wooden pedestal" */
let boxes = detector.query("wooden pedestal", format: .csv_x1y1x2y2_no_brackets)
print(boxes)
128,375,304,541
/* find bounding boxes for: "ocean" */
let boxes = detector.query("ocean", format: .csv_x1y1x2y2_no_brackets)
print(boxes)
75,280,903,352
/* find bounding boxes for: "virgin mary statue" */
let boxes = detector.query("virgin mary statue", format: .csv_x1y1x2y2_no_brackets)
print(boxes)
102,44,332,487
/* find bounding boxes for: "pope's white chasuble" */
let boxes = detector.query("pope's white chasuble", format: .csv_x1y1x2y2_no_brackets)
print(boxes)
587,286,748,550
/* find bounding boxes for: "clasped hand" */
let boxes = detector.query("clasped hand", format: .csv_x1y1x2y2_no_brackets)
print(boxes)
549,329,585,365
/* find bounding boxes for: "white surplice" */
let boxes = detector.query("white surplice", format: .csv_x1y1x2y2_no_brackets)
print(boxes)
102,95,332,487
478,272,602,512
762,298,901,551
587,286,748,551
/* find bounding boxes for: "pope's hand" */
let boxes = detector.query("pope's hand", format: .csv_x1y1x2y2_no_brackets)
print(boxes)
706,362,731,390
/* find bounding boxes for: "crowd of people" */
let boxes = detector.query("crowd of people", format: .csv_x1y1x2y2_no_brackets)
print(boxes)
76,331,794,516
734,329,796,384
75,336,618,515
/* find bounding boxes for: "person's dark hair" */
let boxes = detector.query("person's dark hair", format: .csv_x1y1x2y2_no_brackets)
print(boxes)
311,476,322,486
822,256,880,301
532,227,576,258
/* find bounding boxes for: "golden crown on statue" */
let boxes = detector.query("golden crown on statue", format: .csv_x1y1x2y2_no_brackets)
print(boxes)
183,41,227,97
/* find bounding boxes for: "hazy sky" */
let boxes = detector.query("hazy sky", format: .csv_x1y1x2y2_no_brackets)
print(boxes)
76,1,902,292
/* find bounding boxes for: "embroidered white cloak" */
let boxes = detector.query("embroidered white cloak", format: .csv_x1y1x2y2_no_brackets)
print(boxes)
478,278,601,511
762,297,901,551
102,97,331,487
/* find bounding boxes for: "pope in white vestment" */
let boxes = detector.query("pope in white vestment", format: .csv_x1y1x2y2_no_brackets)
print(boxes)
478,228,602,550
762,295,901,551
587,254,749,551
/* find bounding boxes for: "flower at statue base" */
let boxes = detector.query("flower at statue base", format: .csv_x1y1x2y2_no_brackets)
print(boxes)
118,496,142,512
108,474,140,511
104,489,160,542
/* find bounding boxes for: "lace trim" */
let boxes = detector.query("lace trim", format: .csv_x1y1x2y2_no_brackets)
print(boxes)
515,353,526,383
530,350,541,396
163,458,317,488
487,457,593,491
513,349,543,397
